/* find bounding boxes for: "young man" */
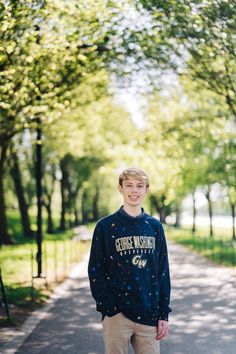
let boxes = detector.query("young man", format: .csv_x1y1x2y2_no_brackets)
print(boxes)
88,168,172,354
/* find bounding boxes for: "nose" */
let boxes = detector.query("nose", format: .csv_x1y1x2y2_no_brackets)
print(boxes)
130,186,138,192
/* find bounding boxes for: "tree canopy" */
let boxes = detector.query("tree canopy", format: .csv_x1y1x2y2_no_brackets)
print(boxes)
0,0,235,244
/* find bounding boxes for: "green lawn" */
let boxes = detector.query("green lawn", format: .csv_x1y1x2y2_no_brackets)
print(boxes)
167,225,236,267
2,212,235,327
0,212,92,326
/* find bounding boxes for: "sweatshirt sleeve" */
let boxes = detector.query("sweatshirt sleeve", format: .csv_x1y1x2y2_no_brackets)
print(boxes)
88,222,119,318
157,223,172,321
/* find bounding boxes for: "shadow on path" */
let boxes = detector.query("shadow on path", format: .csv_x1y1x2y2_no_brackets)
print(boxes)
17,276,103,354
161,242,236,354
15,241,236,354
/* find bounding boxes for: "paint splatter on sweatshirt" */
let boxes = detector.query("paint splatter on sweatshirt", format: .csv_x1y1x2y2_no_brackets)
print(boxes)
88,207,172,326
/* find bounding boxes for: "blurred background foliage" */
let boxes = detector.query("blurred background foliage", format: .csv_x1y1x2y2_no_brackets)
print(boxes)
0,0,235,246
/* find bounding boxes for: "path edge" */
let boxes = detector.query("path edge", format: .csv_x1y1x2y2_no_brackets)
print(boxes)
0,253,89,354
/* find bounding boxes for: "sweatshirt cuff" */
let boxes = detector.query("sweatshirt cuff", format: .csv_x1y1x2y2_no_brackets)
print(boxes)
158,306,172,321
158,314,169,321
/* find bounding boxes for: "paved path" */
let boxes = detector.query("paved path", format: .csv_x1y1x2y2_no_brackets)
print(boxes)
1,241,236,354
163,243,236,354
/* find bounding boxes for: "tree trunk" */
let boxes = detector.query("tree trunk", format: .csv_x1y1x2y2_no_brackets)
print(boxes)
10,151,33,238
0,144,13,245
159,206,166,224
192,192,196,234
149,196,156,216
44,197,54,234
59,176,66,230
68,186,74,228
69,212,74,228
92,185,99,222
205,188,213,237
149,194,167,223
174,205,181,228
81,190,89,224
230,202,236,241
74,207,79,226
208,200,213,237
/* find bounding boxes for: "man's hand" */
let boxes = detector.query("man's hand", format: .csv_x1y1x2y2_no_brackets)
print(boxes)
156,320,169,340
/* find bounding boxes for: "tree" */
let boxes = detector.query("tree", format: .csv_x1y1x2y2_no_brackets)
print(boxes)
214,135,236,240
42,161,57,234
143,78,232,235
9,149,33,238
138,0,236,120
0,0,120,243
59,154,103,229
0,1,40,243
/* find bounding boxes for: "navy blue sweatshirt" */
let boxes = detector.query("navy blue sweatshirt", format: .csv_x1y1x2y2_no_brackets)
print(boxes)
88,207,172,326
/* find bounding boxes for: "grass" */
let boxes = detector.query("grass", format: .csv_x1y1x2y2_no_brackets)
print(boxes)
0,211,92,327
7,210,76,244
167,225,236,267
3,211,234,327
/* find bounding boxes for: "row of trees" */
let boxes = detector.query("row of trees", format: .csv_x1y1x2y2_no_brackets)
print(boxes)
139,0,236,238
0,0,235,244
0,0,134,243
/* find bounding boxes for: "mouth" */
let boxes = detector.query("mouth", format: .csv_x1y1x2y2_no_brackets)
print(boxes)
129,195,139,201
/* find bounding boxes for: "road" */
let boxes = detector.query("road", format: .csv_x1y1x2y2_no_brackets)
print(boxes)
1,240,236,354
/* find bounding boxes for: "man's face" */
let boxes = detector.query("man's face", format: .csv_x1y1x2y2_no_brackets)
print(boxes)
118,176,149,208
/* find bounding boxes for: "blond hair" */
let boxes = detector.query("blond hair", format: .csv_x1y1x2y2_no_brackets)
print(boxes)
119,168,150,187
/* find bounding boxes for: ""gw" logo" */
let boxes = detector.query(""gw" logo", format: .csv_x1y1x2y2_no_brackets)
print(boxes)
132,255,147,269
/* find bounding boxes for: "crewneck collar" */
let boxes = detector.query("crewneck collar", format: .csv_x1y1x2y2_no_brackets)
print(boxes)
118,206,145,219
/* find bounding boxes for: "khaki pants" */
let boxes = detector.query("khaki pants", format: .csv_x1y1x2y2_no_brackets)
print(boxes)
102,312,160,354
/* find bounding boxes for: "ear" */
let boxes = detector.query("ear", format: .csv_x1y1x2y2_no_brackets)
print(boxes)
118,184,123,194
145,186,149,194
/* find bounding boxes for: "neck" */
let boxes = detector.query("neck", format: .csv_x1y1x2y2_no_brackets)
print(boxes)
123,204,142,217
